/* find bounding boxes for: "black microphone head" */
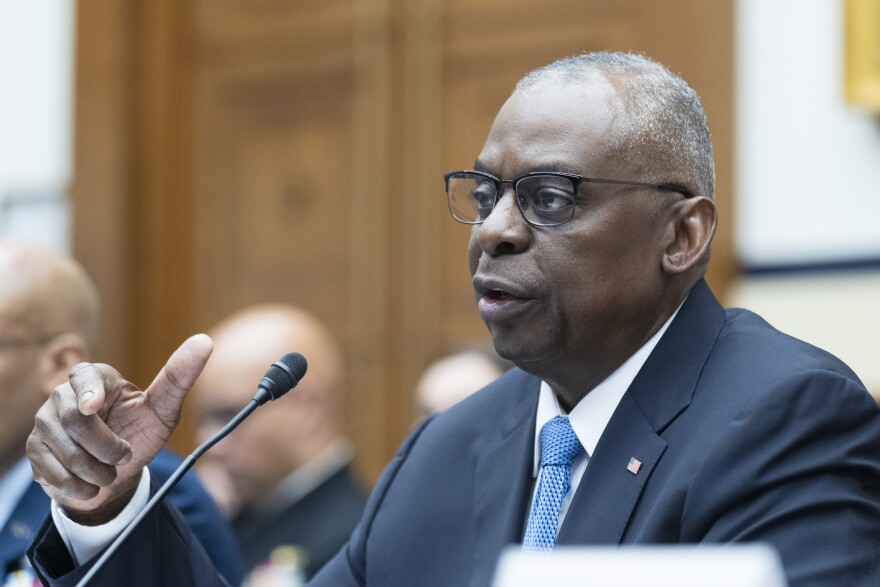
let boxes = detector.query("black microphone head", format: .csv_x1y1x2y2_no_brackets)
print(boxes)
266,352,308,388
255,352,308,404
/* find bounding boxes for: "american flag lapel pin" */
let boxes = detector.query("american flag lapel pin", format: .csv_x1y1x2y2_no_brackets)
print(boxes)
626,457,643,475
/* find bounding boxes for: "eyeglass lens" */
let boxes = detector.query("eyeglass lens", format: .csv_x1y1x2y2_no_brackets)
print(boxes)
447,173,576,226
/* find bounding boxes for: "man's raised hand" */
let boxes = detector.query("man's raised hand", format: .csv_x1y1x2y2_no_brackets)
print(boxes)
26,334,214,525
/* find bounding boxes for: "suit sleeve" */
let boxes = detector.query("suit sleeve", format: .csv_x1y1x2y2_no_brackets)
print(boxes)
28,477,230,587
308,417,435,586
684,369,880,587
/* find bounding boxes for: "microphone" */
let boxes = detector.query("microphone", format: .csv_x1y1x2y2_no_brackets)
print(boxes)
76,353,308,587
254,353,309,405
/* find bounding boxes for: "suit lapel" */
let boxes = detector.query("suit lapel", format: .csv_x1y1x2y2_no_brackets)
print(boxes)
556,393,666,544
471,371,540,587
627,279,726,434
557,280,726,545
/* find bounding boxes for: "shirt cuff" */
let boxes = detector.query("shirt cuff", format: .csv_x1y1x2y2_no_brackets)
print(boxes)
50,467,152,565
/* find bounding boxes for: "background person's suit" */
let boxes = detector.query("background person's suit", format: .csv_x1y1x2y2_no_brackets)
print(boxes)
28,281,880,587
233,463,366,579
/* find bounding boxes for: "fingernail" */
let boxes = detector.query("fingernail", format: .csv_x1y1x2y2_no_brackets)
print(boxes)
80,391,95,406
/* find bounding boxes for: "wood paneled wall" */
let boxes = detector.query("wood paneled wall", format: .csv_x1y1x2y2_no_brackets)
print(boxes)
73,0,734,483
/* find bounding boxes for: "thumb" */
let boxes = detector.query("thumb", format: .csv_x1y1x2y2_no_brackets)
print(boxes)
145,334,214,425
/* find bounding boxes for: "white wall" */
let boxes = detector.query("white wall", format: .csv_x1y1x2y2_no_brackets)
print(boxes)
733,0,880,397
736,0,880,267
0,1,75,252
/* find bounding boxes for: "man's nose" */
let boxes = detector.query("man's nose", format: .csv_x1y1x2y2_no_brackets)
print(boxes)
473,188,531,256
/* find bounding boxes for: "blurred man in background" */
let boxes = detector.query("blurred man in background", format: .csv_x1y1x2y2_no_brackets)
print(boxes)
192,304,366,581
0,238,242,584
414,345,511,418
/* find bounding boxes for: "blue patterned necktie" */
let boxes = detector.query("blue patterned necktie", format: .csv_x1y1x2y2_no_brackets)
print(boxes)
522,416,584,551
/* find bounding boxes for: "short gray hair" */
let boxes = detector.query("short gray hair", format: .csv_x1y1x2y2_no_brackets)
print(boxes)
516,52,715,200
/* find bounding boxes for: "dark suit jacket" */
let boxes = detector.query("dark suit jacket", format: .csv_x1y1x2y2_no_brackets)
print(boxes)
19,449,242,585
233,464,367,579
29,281,880,586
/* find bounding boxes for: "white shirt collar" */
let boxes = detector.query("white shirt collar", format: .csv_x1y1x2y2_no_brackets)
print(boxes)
532,303,683,476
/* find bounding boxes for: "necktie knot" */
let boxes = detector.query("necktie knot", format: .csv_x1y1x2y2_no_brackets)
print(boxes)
540,416,583,467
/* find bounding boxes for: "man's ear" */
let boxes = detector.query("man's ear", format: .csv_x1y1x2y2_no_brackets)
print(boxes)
661,197,717,275
38,333,90,397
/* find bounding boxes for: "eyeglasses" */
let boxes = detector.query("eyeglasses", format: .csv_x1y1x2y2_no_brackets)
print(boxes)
444,170,695,227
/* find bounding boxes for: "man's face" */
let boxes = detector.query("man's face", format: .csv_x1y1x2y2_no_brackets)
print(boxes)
468,81,676,390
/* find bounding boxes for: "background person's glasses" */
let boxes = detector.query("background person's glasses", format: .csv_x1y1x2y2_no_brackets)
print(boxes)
444,170,694,227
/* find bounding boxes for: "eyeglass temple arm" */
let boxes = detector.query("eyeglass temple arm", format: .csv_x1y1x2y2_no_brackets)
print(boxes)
582,177,695,198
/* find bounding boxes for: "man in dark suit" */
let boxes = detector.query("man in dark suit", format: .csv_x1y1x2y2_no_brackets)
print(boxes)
192,304,366,580
23,52,880,586
0,238,242,584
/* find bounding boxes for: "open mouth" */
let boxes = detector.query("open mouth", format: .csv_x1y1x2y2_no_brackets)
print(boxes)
484,288,516,301
472,276,534,319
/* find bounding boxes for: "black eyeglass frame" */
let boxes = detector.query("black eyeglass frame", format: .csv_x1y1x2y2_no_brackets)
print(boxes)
444,169,695,227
